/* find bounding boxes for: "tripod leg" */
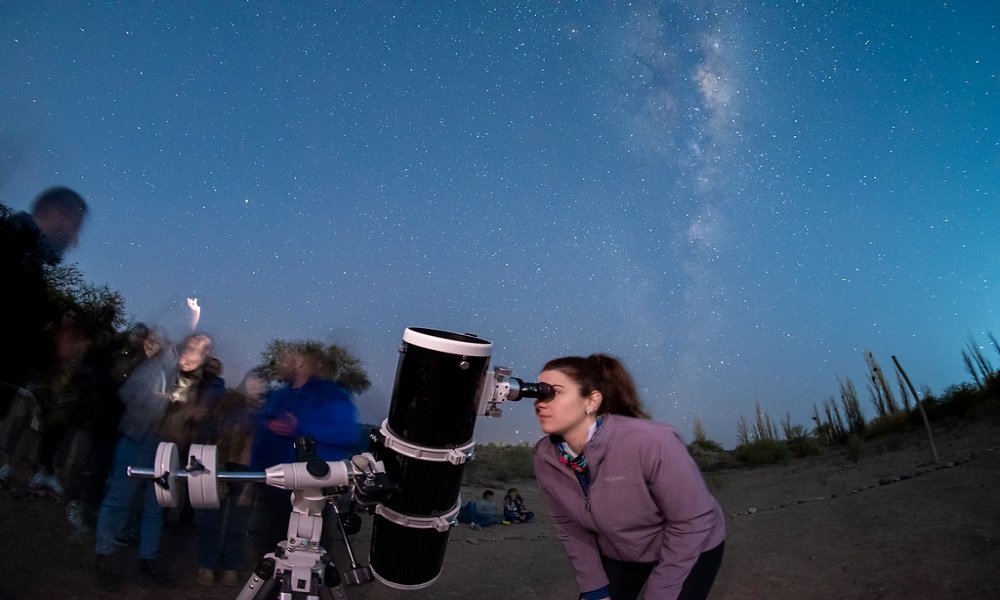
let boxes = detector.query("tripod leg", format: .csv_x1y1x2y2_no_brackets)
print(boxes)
330,500,374,585
236,556,277,600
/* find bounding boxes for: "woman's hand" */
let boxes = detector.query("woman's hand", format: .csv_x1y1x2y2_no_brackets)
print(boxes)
267,411,298,436
187,297,202,331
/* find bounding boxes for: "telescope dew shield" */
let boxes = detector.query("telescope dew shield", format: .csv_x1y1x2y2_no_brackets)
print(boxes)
385,327,492,448
370,327,492,589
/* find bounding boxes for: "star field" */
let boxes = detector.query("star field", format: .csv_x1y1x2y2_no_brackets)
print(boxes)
1,2,997,447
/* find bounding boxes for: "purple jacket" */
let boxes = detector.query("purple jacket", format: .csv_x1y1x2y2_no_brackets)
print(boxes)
534,415,725,599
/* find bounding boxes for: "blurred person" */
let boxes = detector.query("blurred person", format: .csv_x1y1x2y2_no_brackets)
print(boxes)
93,331,213,593
460,489,507,530
25,186,88,256
533,354,725,600
90,325,160,546
0,187,87,421
28,310,93,495
107,320,174,548
0,309,91,492
109,323,156,384
190,357,226,464
157,336,212,457
64,324,159,538
168,356,226,535
62,330,128,539
249,343,361,561
503,487,535,524
194,372,266,587
0,391,32,484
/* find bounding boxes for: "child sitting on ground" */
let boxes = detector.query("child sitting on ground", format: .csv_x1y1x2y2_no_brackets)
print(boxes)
458,490,507,529
503,488,534,523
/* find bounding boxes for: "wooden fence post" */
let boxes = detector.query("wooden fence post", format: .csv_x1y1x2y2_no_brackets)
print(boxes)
891,355,940,465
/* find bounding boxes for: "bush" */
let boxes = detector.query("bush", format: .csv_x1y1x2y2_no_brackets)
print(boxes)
933,383,980,418
967,395,1000,421
688,438,725,453
687,441,735,472
846,434,863,464
734,439,789,466
786,434,821,458
864,410,914,439
463,443,535,484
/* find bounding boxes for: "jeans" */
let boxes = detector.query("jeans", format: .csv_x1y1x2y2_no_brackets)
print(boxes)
94,435,164,560
195,464,252,570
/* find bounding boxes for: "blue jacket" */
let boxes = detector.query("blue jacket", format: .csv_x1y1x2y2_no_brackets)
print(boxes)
251,376,361,470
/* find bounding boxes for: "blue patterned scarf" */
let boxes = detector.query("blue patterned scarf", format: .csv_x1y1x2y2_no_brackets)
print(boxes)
554,416,603,493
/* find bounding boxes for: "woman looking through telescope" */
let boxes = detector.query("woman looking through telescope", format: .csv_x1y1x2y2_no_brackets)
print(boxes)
532,354,725,600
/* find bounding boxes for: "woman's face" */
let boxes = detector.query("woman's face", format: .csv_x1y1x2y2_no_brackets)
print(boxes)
535,369,594,439
178,336,211,373
243,375,267,408
143,333,162,358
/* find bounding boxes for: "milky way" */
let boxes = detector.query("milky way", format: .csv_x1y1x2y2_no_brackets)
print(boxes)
1,2,996,447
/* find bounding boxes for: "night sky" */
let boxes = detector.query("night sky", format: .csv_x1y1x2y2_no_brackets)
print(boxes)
1,2,997,448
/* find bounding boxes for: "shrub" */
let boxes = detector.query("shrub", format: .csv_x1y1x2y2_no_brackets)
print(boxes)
463,443,535,484
786,434,821,458
933,383,980,418
846,434,863,464
864,410,913,439
734,439,789,466
687,441,734,472
688,438,725,453
967,395,1000,421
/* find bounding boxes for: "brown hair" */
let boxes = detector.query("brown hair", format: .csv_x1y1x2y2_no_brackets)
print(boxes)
32,186,88,221
542,354,650,419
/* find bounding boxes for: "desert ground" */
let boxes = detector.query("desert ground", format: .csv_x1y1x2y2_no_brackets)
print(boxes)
1,417,998,599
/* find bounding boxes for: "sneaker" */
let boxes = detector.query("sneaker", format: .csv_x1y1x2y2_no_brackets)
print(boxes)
67,503,94,542
29,472,65,495
139,559,176,589
95,554,122,593
196,567,216,587
221,570,241,587
502,520,511,525
469,522,482,530
45,475,65,495
67,501,87,529
0,463,10,482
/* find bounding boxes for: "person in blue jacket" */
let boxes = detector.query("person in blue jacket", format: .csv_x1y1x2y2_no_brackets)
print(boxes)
249,343,362,559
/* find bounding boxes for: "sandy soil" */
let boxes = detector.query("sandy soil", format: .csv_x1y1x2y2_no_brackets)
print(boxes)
1,418,998,600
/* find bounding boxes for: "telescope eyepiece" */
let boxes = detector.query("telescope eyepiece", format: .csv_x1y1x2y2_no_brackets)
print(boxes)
508,378,555,402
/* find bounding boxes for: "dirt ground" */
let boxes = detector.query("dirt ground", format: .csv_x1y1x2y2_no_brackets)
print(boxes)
2,418,998,600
